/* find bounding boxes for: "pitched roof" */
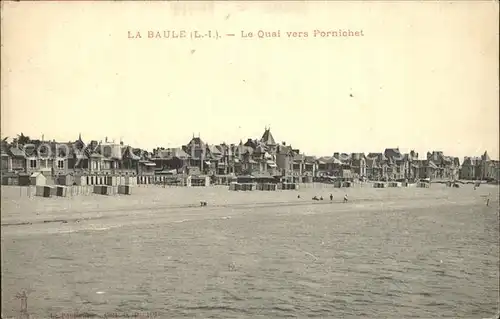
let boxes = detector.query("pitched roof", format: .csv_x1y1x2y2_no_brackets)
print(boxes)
208,144,222,155
367,153,387,161
305,156,317,163
260,128,276,145
122,147,141,160
277,145,293,155
442,156,453,164
318,156,342,164
384,148,402,160
9,147,26,157
462,156,481,166
427,161,438,169
186,137,204,149
155,148,190,159
351,153,365,160
338,153,351,163
293,153,305,162
244,139,257,149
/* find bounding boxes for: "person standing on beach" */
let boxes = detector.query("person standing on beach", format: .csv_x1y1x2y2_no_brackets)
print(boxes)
330,194,333,201
343,194,348,203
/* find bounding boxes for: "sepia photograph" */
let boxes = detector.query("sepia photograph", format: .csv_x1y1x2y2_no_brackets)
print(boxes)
1,1,499,318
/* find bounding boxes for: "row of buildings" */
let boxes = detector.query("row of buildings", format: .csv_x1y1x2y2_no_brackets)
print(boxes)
1,129,499,185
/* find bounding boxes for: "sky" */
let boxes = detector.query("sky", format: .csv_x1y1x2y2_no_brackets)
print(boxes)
1,1,498,160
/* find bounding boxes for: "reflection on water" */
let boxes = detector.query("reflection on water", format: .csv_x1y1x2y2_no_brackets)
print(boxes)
1,185,499,318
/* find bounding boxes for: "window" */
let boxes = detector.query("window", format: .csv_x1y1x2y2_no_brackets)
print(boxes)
30,160,37,168
57,160,64,169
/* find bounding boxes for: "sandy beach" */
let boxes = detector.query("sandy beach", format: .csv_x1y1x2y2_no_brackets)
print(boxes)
2,183,496,226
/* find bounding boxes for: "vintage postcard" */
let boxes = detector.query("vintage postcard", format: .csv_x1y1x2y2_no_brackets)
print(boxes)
1,1,499,318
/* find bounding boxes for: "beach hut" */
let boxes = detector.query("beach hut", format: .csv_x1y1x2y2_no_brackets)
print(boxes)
72,175,86,186
190,176,210,187
117,176,126,186
35,185,44,197
234,176,256,191
100,185,113,195
244,183,255,191
254,175,277,191
17,173,30,186
35,185,53,197
387,182,401,188
56,186,68,197
50,186,58,196
106,176,118,186
30,172,46,186
229,182,239,191
281,182,299,190
44,186,54,197
118,185,132,195
123,176,136,186
417,182,430,188
373,182,386,188
57,174,74,186
256,183,277,191
342,181,352,188
1,173,18,186
93,185,103,194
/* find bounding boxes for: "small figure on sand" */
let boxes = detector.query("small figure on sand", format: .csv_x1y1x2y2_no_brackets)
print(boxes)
320,196,324,201
228,262,236,271
297,195,301,199
312,196,319,201
330,194,333,201
15,291,28,317
343,194,348,203
200,201,207,207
